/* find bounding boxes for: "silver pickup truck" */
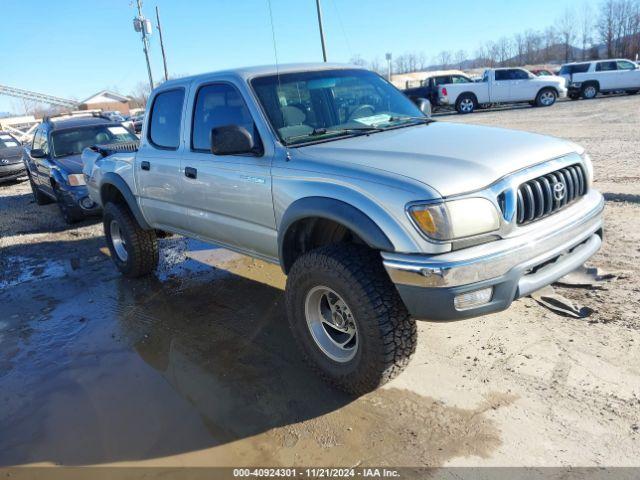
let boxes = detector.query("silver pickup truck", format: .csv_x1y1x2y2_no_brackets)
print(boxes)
83,63,604,394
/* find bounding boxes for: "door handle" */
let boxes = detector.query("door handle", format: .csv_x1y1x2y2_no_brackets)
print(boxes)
185,166,197,179
141,161,150,171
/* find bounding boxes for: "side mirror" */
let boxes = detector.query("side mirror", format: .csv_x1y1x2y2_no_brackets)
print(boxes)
30,148,46,158
414,98,432,117
211,125,255,156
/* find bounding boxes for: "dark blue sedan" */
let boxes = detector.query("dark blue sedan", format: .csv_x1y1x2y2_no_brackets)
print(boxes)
23,113,138,224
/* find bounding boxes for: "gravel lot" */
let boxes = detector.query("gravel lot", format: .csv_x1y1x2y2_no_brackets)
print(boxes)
0,95,638,469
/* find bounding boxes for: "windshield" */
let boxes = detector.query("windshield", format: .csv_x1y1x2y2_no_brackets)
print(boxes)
0,133,20,149
251,69,427,146
51,124,138,158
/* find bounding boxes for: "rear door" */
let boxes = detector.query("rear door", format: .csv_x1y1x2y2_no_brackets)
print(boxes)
492,70,512,101
136,87,192,233
595,61,618,90
181,81,277,258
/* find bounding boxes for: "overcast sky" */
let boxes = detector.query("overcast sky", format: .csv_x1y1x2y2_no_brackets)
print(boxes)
0,0,590,114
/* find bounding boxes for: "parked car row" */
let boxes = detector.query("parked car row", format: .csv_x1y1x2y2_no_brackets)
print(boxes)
404,58,640,114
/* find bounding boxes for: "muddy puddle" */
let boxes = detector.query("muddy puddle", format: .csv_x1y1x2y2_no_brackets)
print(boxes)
0,237,509,467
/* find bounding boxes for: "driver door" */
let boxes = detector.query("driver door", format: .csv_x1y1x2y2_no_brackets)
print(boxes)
181,81,277,259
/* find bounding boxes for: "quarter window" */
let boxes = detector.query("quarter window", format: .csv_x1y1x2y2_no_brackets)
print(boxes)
148,89,185,150
191,84,257,152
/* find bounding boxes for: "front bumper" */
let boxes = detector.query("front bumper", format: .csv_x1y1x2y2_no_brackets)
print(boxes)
57,183,102,216
0,162,26,183
382,190,604,320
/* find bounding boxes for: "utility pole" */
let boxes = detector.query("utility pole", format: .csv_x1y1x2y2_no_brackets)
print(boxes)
315,0,328,62
133,0,154,90
385,53,392,81
156,6,169,82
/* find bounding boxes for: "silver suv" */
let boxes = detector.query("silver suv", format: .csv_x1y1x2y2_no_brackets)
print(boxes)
83,64,604,394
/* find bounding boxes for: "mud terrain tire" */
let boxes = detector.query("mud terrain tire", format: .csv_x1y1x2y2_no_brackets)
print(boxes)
103,202,158,278
285,244,417,395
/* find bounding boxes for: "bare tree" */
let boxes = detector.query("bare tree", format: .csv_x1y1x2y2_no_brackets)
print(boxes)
437,50,452,68
579,3,593,60
556,8,576,63
129,81,152,109
454,49,467,69
349,54,367,66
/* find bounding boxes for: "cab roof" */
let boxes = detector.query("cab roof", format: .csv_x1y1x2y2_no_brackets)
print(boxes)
158,62,364,88
46,116,116,131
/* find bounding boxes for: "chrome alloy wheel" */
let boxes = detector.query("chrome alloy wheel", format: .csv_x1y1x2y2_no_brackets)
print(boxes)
459,98,474,112
304,286,358,363
584,85,597,99
110,220,128,262
539,90,556,105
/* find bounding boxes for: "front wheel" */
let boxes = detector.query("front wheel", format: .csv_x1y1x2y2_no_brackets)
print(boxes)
28,173,52,205
54,185,83,224
535,88,557,107
581,83,599,99
285,244,417,395
103,202,158,278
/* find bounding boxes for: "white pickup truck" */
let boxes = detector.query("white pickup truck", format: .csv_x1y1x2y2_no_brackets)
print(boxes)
559,59,640,99
438,67,568,113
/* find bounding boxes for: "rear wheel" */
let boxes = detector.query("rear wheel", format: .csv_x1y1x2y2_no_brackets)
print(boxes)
581,83,599,99
285,244,417,395
535,88,557,107
103,202,158,278
455,94,476,114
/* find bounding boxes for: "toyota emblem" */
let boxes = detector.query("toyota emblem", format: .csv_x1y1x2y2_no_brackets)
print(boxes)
553,182,566,201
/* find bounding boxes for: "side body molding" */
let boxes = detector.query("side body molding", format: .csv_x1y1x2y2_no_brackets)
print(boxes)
100,172,151,230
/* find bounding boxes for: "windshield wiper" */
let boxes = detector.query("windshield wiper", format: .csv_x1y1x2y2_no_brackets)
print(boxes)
286,126,383,143
383,115,435,125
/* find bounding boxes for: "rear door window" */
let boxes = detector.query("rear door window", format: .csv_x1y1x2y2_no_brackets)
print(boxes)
148,89,185,150
596,61,617,72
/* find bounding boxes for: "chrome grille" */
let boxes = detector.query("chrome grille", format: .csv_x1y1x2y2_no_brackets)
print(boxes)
516,164,587,225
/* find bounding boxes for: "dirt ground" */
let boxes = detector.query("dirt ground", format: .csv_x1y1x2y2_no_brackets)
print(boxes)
0,95,638,470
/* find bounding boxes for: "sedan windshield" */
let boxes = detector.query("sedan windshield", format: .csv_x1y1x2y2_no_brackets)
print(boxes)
51,125,138,158
251,69,428,146
0,134,20,149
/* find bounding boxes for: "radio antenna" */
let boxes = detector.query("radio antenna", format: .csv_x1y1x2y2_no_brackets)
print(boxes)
267,0,290,159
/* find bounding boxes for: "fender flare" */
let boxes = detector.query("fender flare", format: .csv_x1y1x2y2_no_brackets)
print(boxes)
278,197,394,272
100,172,151,230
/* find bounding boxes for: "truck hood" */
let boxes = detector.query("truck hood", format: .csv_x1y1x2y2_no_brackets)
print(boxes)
298,122,580,197
54,154,84,174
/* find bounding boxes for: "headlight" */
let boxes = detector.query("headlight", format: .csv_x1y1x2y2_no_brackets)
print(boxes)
408,198,500,241
67,173,86,186
581,152,594,186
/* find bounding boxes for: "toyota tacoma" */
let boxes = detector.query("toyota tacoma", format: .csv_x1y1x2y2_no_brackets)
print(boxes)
82,64,604,394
